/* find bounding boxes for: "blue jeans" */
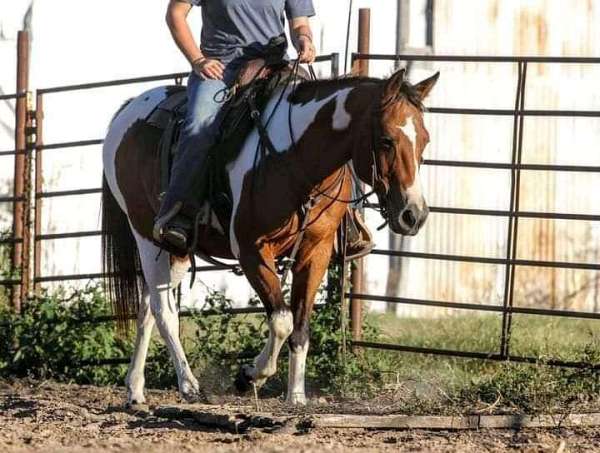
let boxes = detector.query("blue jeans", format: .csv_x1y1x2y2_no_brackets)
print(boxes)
158,72,230,218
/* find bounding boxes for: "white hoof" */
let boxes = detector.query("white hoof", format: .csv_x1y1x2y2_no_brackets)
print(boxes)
180,377,205,402
126,383,146,405
286,393,307,406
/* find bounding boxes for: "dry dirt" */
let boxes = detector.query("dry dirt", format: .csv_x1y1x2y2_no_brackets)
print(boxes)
1,380,600,452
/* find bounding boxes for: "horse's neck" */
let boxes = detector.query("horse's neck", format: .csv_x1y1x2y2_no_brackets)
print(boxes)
288,82,375,192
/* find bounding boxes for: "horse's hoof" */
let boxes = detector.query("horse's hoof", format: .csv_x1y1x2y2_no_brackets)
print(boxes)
234,365,254,394
285,394,307,406
125,401,150,415
181,389,209,404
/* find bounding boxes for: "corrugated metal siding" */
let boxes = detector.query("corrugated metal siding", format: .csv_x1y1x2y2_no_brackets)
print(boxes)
366,0,600,316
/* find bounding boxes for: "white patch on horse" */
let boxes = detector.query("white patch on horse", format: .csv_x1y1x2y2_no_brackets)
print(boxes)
245,309,293,386
332,93,352,130
102,87,169,213
398,117,425,209
397,116,417,150
227,86,355,258
287,340,309,405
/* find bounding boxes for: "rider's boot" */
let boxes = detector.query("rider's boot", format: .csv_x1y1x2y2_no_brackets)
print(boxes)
345,208,375,261
153,201,194,257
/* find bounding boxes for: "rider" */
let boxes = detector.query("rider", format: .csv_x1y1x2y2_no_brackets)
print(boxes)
155,0,374,259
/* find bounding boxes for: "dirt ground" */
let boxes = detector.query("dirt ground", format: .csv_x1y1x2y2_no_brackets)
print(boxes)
1,380,600,452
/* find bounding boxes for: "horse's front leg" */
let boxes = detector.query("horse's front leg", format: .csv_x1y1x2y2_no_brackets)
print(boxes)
235,245,293,392
286,236,335,405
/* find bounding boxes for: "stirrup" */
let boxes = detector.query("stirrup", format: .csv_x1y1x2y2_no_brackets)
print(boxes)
345,209,375,261
153,201,184,243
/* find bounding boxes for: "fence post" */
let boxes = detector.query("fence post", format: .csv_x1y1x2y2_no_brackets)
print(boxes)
331,52,340,78
12,31,31,311
349,8,371,342
34,93,44,293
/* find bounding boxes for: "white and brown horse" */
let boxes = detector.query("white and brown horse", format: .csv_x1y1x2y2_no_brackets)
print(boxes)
101,68,439,406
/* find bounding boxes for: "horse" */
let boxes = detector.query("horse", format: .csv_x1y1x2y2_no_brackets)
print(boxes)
101,67,439,406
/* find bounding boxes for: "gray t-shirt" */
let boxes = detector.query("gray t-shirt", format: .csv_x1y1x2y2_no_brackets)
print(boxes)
183,0,315,66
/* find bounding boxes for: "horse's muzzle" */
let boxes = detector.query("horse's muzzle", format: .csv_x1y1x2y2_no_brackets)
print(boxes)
389,202,429,236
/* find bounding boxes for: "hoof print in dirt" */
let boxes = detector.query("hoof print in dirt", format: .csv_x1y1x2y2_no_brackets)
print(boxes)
234,365,254,394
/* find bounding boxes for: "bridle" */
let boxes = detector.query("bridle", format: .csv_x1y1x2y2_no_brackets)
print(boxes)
366,94,400,228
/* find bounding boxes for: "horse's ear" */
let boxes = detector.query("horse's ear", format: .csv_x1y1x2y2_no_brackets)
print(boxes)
414,71,440,101
384,68,406,94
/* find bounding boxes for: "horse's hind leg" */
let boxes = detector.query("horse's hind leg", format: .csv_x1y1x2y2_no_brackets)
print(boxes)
125,284,154,406
235,246,293,392
133,233,201,401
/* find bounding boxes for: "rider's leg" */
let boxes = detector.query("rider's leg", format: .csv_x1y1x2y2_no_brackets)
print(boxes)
153,73,228,252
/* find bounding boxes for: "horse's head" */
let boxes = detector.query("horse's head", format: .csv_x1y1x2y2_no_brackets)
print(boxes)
354,69,439,236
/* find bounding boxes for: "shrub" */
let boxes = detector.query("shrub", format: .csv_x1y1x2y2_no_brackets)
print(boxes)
0,285,131,385
0,260,391,399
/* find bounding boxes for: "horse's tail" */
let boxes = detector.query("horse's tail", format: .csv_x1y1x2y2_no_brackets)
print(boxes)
101,174,142,332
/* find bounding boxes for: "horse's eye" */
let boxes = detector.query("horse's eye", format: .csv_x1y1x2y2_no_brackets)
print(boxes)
380,137,395,153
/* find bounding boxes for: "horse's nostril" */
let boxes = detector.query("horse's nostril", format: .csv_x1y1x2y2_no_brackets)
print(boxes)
402,209,417,228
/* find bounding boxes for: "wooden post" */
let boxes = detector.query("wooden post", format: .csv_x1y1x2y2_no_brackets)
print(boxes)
349,9,371,341
12,31,30,312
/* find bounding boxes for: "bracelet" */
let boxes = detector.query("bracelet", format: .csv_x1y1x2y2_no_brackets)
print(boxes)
297,33,313,43
192,56,206,66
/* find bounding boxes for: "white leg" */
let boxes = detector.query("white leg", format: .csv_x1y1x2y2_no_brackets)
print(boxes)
125,253,190,405
134,234,200,401
125,285,154,405
286,339,309,405
243,309,293,387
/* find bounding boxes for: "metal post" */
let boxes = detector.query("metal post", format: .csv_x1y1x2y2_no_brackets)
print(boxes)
504,62,528,358
500,61,527,359
395,0,410,69
12,31,30,312
425,0,435,48
21,91,34,302
349,8,371,341
352,9,371,76
331,52,340,78
34,93,44,293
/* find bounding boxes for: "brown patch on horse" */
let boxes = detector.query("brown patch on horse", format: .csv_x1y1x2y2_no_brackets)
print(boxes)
114,120,233,259
233,83,376,259
289,76,380,105
115,120,162,240
170,254,190,266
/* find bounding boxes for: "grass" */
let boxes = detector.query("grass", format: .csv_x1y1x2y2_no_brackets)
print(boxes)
352,312,600,414
370,311,600,360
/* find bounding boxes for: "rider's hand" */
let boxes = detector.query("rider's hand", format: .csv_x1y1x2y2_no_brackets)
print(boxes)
297,35,316,64
192,57,225,80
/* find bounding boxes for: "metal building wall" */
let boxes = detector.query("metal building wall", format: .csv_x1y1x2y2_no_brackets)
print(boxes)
367,0,600,315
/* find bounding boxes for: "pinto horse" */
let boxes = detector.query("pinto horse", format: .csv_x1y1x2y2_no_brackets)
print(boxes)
101,68,439,406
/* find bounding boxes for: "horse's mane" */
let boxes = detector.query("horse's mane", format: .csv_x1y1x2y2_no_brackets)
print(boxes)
291,75,424,111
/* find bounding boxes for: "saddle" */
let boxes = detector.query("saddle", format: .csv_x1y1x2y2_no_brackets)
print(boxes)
145,58,295,235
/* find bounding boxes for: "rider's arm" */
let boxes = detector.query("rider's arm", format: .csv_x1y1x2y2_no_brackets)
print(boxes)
290,17,316,64
166,0,224,79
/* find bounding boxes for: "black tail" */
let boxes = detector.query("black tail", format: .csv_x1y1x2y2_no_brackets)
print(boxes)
101,175,142,332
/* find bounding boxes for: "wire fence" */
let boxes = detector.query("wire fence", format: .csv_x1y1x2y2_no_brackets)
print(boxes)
347,52,600,369
0,54,339,289
2,50,600,370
